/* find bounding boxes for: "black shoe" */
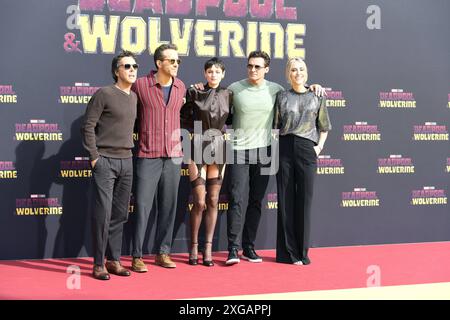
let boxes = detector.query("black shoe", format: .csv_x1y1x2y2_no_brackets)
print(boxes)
301,256,311,265
189,242,198,265
202,259,214,267
202,241,214,267
242,248,262,263
226,248,240,265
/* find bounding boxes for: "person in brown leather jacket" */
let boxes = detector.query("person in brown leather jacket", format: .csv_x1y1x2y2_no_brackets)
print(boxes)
180,58,233,266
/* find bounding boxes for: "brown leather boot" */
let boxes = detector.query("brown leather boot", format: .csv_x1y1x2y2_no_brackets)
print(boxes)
92,265,110,280
105,261,131,276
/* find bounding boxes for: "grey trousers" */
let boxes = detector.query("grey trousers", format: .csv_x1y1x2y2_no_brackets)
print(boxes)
132,157,181,257
91,156,133,266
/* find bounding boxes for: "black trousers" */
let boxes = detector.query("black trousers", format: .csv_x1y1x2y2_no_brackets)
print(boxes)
227,147,271,251
276,136,317,263
91,156,133,266
132,157,181,257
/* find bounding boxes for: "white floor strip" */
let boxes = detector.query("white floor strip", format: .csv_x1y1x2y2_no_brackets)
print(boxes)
189,282,450,300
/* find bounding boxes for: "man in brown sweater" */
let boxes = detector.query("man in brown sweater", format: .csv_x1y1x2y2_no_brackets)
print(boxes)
81,51,138,280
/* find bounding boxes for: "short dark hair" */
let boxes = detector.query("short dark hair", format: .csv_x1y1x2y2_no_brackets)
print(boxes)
111,50,137,82
153,43,178,68
248,50,271,67
204,57,225,72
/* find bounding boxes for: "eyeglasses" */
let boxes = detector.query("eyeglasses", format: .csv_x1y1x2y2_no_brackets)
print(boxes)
118,63,139,70
247,64,265,71
161,58,181,65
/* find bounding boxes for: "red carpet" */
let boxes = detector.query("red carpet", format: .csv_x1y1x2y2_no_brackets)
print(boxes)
1,241,450,300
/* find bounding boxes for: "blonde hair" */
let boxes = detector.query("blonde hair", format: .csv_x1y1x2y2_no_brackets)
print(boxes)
285,57,307,85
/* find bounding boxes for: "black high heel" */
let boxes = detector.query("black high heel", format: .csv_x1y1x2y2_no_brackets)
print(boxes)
202,241,214,267
189,242,198,265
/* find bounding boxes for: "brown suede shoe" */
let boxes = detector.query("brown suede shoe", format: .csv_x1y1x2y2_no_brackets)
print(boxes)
105,261,131,276
92,265,110,280
131,257,148,273
155,254,176,268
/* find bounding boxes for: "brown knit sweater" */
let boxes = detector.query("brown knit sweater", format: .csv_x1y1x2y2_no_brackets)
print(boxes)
81,85,137,160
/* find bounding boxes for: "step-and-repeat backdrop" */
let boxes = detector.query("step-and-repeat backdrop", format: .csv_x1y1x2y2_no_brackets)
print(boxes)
0,0,449,260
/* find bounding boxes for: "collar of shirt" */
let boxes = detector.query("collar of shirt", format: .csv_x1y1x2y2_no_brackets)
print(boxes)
148,70,182,89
